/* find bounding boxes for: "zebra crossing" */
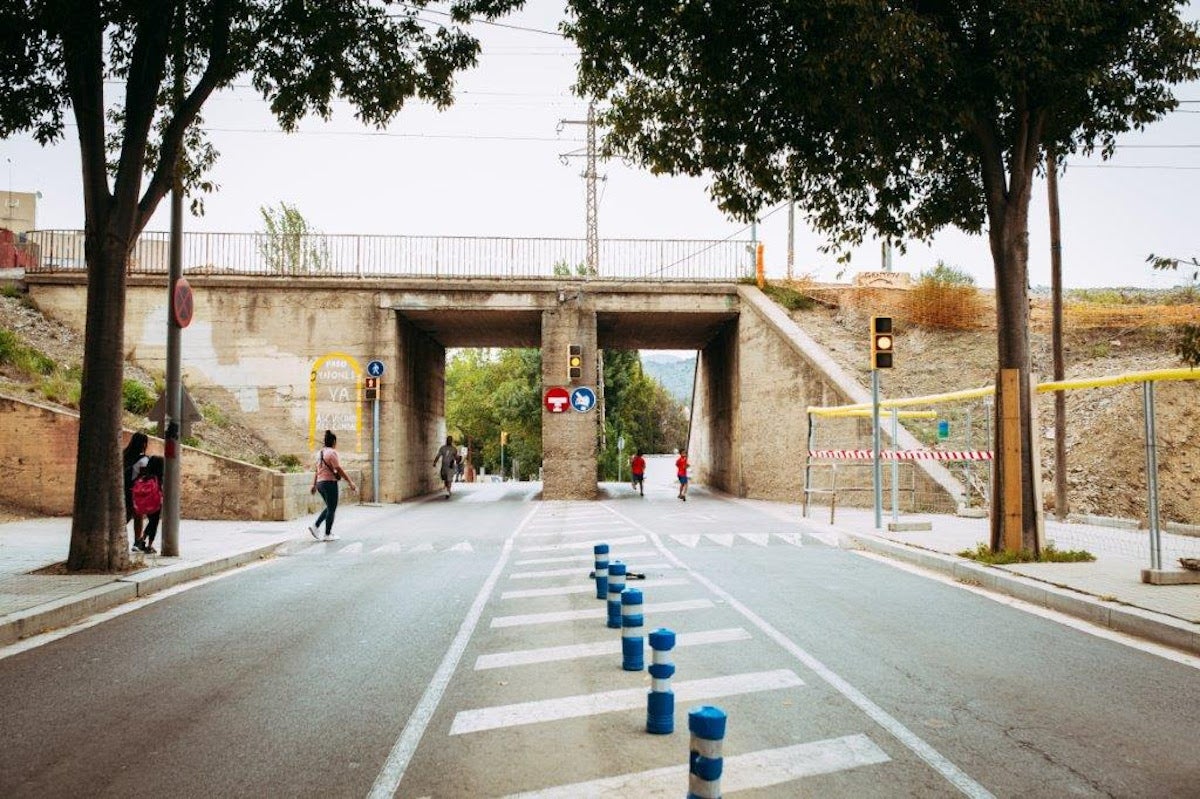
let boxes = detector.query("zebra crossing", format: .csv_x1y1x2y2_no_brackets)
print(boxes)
383,502,903,797
295,540,477,556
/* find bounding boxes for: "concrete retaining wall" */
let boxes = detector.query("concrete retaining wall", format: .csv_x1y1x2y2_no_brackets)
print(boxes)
0,394,355,520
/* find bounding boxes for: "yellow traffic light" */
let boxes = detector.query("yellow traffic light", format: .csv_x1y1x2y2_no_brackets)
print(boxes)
568,344,583,382
871,316,894,369
500,431,508,445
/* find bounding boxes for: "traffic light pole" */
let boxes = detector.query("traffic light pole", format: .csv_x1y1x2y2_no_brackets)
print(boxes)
872,369,883,530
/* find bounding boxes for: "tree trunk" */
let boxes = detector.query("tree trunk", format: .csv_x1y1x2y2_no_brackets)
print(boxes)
987,203,1041,555
1047,147,1068,520
66,227,132,571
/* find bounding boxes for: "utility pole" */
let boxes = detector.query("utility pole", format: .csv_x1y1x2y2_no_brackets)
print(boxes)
162,17,186,557
559,102,605,450
1047,145,1068,520
558,102,601,276
786,199,795,282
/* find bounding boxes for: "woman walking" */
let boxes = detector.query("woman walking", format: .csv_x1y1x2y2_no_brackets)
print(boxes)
122,432,150,552
309,430,357,541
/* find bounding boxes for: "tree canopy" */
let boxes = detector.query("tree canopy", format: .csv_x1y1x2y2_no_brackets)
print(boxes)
0,0,524,570
565,0,1199,551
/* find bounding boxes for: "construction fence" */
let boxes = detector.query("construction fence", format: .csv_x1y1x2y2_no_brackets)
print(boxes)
805,368,1200,568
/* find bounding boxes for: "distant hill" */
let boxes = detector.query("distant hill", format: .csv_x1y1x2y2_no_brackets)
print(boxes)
641,353,696,406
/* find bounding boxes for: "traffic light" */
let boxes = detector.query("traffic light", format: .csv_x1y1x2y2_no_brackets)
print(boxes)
364,376,379,400
871,316,894,369
567,344,583,382
500,431,508,445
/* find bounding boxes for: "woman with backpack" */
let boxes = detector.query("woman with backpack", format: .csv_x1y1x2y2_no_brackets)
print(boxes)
309,430,357,541
132,455,165,554
122,432,150,552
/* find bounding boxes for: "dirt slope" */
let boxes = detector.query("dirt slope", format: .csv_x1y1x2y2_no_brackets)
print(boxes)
792,304,1199,525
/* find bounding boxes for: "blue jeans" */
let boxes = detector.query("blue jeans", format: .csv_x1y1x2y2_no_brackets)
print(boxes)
315,480,339,535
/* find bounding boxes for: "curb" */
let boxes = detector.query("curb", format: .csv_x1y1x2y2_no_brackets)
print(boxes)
839,531,1200,657
0,539,296,646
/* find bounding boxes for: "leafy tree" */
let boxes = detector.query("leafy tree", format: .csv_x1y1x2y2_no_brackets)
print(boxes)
445,348,543,478
1148,255,1200,366
0,0,523,571
566,1,1199,552
258,202,330,274
598,350,688,480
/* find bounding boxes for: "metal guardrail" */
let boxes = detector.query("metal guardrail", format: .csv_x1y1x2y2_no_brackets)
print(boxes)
21,230,755,281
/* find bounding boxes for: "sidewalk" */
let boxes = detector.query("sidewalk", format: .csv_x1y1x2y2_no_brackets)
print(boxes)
785,504,1200,656
0,517,304,645
3,503,1199,657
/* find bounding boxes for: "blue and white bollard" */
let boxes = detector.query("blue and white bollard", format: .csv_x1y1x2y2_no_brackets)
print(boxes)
646,627,676,734
607,561,626,628
593,543,609,600
621,587,644,671
687,705,726,799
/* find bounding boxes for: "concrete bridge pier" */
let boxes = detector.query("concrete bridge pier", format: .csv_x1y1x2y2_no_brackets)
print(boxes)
541,304,599,500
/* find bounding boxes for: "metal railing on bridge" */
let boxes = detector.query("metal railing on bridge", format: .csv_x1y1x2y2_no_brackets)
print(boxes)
21,230,754,281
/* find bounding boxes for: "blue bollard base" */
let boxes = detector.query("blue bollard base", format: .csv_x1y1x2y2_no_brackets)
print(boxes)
646,719,674,734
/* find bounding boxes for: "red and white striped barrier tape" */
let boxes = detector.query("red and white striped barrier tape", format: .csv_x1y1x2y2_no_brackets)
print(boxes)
809,449,993,461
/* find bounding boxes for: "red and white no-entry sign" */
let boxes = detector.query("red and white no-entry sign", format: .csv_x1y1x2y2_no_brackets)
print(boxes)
544,386,570,413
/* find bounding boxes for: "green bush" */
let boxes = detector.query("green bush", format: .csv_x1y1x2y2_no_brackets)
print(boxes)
958,542,1095,564
202,402,230,429
278,454,302,471
122,379,156,415
761,282,816,311
39,372,82,407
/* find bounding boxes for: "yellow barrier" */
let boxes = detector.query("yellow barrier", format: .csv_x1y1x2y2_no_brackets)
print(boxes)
808,366,1198,416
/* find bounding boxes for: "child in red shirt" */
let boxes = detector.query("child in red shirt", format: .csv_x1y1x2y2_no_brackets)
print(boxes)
630,450,646,496
675,450,689,501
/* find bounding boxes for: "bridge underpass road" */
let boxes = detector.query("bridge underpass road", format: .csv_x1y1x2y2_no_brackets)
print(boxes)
2,484,1197,798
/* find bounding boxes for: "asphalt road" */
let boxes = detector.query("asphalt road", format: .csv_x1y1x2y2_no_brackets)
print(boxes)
2,482,1197,798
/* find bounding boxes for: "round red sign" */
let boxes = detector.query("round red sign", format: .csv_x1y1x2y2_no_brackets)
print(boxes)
172,278,194,328
543,386,570,413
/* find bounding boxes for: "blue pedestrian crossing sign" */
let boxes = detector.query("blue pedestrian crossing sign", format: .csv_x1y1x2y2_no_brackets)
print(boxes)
570,386,597,413
367,360,385,378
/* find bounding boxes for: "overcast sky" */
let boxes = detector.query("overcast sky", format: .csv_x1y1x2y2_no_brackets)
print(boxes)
3,0,1198,290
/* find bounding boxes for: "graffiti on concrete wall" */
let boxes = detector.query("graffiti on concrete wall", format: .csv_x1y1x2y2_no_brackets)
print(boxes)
309,352,363,453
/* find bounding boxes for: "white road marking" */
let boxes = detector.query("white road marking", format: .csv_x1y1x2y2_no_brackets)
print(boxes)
366,506,540,799
513,550,657,567
447,542,474,552
518,535,645,553
490,598,714,628
408,542,435,553
474,627,752,670
503,733,890,798
740,533,770,546
604,504,997,799
705,534,735,547
514,554,595,566
336,542,363,555
670,534,700,548
297,544,325,556
500,578,688,600
853,551,1200,671
775,532,807,547
450,669,804,735
373,543,404,554
509,563,672,580
520,528,631,539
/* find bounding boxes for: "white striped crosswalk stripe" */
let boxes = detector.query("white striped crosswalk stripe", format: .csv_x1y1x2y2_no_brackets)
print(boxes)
449,669,804,735
490,598,713,628
474,627,752,670
509,563,672,580
513,550,656,566
502,734,890,798
518,535,645,553
499,578,688,600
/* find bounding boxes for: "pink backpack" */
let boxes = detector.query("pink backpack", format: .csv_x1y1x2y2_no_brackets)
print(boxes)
132,476,163,516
